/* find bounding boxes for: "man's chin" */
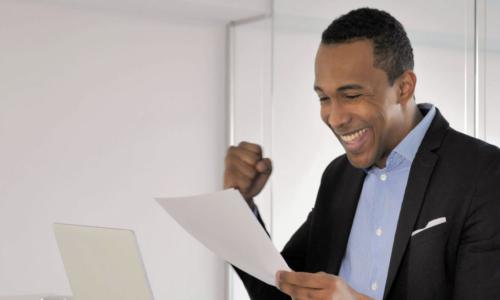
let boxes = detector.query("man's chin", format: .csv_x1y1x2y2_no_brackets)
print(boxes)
345,152,374,169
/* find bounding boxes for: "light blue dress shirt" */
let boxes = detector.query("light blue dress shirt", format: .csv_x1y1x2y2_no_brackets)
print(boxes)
338,105,436,300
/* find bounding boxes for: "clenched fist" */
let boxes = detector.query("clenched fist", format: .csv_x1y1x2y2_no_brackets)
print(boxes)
224,141,272,202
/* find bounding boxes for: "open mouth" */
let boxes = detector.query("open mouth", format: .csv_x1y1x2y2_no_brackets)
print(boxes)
339,127,370,153
340,128,368,143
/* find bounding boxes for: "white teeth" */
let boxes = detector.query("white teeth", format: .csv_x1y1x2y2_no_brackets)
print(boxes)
340,128,367,142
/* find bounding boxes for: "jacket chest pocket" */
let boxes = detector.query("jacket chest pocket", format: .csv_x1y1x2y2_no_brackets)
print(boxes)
407,224,451,299
411,222,449,246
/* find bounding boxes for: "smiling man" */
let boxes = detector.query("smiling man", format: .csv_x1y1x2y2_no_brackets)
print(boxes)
314,37,419,170
224,8,500,300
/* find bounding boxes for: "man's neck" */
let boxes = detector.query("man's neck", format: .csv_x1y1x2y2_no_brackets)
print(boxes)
374,103,423,169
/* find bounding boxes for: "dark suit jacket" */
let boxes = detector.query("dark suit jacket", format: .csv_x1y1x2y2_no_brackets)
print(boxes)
236,105,500,300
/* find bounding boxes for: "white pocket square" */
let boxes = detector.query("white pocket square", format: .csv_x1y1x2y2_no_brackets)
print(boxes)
411,217,446,236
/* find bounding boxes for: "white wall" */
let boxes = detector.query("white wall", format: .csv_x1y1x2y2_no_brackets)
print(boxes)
0,1,228,299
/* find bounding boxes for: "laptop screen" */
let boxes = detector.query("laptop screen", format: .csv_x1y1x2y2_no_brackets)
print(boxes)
53,224,154,300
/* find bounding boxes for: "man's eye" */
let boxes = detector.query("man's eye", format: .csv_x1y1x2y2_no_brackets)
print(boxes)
345,94,362,99
319,97,329,102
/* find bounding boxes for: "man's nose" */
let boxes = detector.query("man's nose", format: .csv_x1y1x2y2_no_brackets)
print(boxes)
328,101,351,130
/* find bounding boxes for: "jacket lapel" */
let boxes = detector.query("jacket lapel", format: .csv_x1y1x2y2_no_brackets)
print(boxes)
326,164,366,274
383,106,449,299
382,150,437,298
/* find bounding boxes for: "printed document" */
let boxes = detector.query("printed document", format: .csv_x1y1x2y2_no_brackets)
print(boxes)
156,189,290,286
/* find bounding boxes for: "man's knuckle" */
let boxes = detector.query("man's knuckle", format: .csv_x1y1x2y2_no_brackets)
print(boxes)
247,168,257,178
240,153,255,164
332,277,342,289
238,141,262,155
227,151,238,161
227,146,236,155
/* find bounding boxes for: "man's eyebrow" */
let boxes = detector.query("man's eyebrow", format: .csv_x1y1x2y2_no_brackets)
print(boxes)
313,84,364,93
336,84,364,92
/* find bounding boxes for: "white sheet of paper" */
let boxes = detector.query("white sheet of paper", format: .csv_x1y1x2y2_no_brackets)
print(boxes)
156,189,290,286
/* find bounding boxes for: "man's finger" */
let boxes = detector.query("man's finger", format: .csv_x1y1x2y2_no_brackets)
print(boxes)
230,159,258,179
277,271,331,289
277,281,322,299
229,146,261,166
238,141,263,155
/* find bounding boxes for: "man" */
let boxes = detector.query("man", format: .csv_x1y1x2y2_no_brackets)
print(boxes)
224,8,500,300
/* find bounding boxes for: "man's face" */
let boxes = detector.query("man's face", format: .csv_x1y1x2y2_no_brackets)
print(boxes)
314,39,404,169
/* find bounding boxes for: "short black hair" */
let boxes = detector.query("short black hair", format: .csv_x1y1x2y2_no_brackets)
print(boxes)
321,8,414,85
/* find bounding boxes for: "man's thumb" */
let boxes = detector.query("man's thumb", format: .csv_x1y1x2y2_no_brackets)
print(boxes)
256,158,272,175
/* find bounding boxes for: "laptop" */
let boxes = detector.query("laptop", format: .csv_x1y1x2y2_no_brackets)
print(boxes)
53,224,154,300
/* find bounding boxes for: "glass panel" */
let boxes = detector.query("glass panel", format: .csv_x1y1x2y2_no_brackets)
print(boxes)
484,0,500,146
228,18,272,300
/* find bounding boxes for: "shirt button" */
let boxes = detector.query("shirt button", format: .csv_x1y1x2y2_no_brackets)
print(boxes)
371,282,378,291
375,227,383,237
380,173,387,181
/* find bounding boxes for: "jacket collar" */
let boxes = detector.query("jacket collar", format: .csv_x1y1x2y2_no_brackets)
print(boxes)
383,104,450,299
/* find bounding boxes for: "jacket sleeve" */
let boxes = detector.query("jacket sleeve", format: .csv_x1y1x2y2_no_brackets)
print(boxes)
453,146,500,299
234,209,314,300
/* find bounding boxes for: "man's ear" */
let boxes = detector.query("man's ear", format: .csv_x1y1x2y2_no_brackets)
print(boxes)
396,70,416,104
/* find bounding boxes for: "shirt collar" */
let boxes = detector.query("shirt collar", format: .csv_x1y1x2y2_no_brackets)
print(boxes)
366,104,436,173
393,104,436,163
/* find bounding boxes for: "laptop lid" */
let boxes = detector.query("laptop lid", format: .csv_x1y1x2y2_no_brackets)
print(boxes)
53,224,154,300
